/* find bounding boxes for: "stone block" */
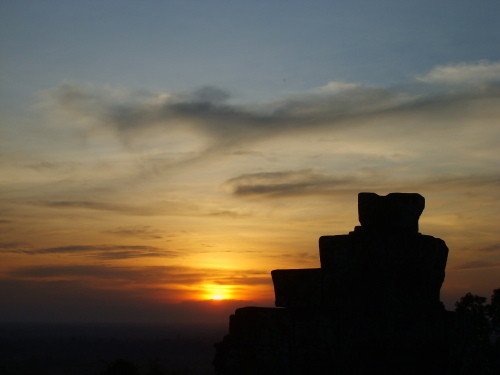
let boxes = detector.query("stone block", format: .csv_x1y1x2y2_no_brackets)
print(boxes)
271,269,322,307
358,192,425,232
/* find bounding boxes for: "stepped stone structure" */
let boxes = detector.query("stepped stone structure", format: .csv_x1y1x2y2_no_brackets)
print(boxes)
213,193,464,375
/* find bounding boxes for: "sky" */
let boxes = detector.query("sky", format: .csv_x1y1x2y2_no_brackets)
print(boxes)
1,0,499,324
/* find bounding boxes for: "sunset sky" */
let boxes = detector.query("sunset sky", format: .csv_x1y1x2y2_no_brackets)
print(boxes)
1,0,499,323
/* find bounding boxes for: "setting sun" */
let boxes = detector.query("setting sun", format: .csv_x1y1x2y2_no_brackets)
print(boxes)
200,284,233,301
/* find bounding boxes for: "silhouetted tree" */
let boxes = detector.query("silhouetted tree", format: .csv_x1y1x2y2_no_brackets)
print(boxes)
486,288,500,333
455,292,490,344
455,288,500,374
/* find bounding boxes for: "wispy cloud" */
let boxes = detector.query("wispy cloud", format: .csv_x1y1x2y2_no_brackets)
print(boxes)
40,200,135,212
223,169,500,199
416,60,500,85
477,243,500,253
103,225,163,239
451,261,500,270
32,199,195,217
270,252,318,262
224,169,358,198
6,264,271,288
2,244,176,260
205,209,252,218
22,160,79,173
0,242,33,251
44,62,500,160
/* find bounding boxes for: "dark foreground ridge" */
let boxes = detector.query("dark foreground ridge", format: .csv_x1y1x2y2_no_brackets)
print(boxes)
213,193,468,375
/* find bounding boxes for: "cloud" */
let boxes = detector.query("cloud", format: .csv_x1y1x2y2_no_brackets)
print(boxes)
224,168,500,199
32,199,193,216
316,81,362,94
3,244,176,260
268,252,318,262
6,264,271,289
211,271,272,287
6,265,208,286
103,225,163,239
40,200,132,211
0,242,32,251
451,261,500,270
224,169,358,198
21,160,79,174
9,265,131,279
206,209,252,218
477,243,500,253
45,66,500,161
417,60,500,85
31,198,253,218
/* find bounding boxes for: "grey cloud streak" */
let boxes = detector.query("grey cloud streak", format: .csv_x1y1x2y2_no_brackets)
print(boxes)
0,242,32,251
6,264,271,287
478,243,500,253
32,199,198,217
7,265,203,285
224,169,500,199
2,244,176,260
49,75,500,157
103,225,163,239
450,261,500,270
49,82,395,144
224,169,358,198
32,198,251,218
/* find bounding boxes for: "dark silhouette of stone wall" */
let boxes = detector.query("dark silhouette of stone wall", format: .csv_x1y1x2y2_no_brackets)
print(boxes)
214,193,465,375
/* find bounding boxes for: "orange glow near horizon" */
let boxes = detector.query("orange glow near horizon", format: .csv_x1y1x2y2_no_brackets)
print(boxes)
200,284,233,301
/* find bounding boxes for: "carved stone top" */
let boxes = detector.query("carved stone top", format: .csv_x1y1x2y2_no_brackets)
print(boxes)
358,192,425,232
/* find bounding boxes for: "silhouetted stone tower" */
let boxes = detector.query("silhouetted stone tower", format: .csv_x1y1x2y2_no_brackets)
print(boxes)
214,193,461,375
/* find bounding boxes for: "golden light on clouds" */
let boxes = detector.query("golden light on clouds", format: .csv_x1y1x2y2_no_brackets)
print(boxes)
1,16,500,323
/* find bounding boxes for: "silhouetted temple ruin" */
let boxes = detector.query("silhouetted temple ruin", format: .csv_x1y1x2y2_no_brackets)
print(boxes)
214,193,466,375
